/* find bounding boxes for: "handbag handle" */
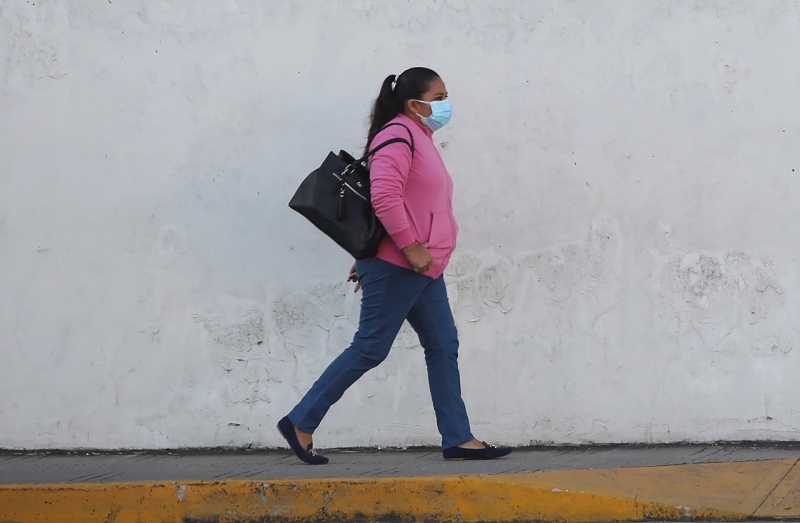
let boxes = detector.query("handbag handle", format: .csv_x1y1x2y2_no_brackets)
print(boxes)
336,123,415,221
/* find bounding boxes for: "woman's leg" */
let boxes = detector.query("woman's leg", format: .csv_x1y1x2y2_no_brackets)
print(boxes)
405,275,474,449
288,258,430,434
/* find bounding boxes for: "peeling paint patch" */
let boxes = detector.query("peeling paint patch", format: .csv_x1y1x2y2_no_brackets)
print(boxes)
194,308,270,404
655,249,790,356
2,1,70,90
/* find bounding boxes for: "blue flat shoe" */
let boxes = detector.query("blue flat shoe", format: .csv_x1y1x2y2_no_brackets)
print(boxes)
442,441,513,460
277,416,329,465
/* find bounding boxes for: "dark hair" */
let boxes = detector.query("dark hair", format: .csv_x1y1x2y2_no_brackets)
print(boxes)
365,67,440,152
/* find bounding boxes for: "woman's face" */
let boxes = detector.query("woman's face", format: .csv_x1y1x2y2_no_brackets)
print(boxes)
406,77,448,118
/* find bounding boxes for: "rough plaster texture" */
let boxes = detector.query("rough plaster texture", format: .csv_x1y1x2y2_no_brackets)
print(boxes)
1,1,799,450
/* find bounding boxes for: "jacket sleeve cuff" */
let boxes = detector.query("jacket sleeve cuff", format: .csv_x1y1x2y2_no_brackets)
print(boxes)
390,228,416,251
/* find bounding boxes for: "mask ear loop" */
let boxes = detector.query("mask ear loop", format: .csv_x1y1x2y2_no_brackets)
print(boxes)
412,99,430,120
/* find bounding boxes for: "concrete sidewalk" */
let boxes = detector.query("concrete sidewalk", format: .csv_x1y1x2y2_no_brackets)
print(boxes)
2,444,800,522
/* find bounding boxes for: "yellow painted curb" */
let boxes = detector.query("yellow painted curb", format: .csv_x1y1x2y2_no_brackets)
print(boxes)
1,459,795,523
756,459,800,518
492,457,799,516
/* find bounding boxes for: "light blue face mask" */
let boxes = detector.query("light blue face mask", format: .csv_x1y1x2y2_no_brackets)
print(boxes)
414,99,452,131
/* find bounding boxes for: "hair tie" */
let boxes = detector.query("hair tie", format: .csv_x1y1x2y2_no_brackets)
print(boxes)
392,74,400,90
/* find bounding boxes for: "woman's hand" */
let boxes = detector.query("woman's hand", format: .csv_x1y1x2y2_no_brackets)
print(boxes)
347,264,361,292
402,243,432,274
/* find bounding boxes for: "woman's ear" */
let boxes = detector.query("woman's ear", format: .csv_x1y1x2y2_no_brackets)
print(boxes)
407,99,432,117
406,99,427,116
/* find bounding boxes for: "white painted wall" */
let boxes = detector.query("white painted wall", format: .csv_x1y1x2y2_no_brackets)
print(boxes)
1,0,799,450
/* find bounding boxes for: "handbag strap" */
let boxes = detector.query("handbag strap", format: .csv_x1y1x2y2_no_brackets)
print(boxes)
377,122,415,154
356,123,415,165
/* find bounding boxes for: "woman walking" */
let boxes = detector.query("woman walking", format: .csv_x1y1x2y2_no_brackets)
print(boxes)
278,67,512,464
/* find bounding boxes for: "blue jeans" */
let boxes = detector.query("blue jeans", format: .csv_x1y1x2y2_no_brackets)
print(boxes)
288,257,474,449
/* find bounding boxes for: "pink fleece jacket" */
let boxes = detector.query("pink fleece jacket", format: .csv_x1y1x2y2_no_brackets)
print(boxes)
368,113,458,279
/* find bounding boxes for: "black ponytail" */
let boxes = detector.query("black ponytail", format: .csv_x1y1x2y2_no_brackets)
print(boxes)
365,67,440,152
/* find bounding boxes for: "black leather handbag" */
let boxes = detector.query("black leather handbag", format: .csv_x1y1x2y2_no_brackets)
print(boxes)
289,123,414,260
